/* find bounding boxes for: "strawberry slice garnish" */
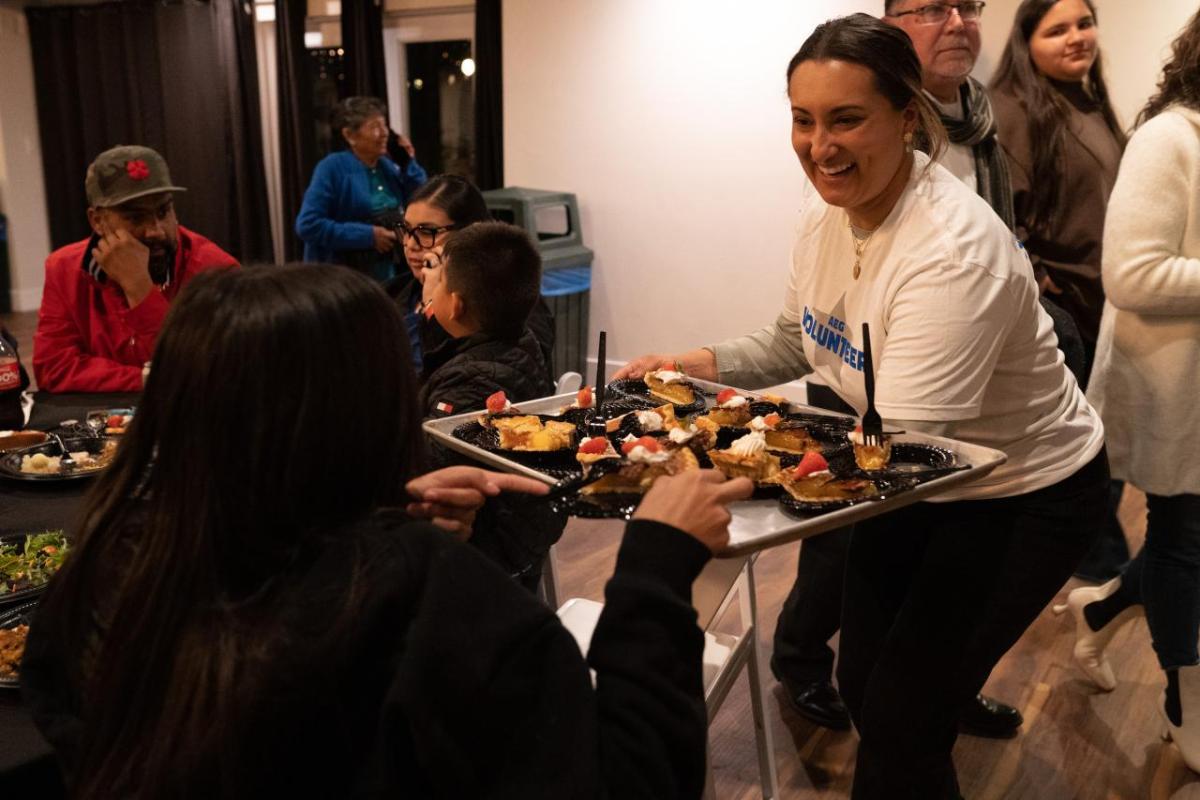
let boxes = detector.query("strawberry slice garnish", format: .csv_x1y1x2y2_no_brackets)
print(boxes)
579,437,609,455
106,414,124,428
485,391,508,414
792,451,829,478
621,435,661,455
716,388,737,405
576,386,593,408
763,413,782,427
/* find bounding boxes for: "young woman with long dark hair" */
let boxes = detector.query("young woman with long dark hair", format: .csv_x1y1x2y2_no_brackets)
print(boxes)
618,14,1109,796
990,0,1131,584
989,0,1126,369
20,264,750,798
1059,7,1200,771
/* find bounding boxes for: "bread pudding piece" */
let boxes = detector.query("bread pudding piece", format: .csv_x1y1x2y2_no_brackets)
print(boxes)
847,426,891,471
777,468,878,503
493,416,576,451
581,437,699,495
643,369,696,406
764,423,821,455
706,430,781,483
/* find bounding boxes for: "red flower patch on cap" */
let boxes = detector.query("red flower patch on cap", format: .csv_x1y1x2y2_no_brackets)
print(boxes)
126,160,150,181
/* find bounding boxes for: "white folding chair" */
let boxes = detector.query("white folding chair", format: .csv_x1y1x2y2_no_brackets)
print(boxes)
554,371,583,394
556,554,779,799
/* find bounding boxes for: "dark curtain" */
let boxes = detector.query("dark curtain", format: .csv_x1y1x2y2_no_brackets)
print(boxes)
474,0,504,190
276,0,317,261
25,0,272,263
341,0,387,101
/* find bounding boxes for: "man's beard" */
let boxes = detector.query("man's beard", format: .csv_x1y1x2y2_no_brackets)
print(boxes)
147,240,178,285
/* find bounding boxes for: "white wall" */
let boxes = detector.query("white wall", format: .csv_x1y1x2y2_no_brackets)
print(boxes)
0,5,51,312
503,0,1199,367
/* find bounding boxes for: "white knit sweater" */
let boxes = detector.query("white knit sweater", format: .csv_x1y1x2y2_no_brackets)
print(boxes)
1088,105,1200,495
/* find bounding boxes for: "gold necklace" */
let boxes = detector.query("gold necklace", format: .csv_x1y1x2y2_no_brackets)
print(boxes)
848,218,874,280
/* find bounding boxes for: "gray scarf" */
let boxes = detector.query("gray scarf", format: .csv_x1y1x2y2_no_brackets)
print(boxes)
919,77,1015,231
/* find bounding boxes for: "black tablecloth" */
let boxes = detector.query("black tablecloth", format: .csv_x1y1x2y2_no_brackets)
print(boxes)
27,391,140,430
0,392,136,792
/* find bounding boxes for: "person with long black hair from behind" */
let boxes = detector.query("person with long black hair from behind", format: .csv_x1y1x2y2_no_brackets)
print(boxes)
19,264,752,798
990,0,1130,583
1059,7,1200,772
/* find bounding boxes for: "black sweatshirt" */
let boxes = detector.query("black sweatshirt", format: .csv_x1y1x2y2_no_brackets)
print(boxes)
21,514,712,799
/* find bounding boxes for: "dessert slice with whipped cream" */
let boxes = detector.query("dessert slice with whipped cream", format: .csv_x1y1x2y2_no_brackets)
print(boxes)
478,390,519,427
701,388,753,427
643,367,697,406
749,413,823,455
605,402,678,434
581,435,699,494
777,451,879,503
706,430,782,483
848,425,891,471
576,434,619,465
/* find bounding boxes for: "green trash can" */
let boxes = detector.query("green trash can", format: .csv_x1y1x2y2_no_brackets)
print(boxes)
482,188,593,378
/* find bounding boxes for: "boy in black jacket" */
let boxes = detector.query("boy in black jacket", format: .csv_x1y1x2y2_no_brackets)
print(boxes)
417,222,565,590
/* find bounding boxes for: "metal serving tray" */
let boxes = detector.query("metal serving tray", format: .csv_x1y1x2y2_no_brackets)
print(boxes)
421,379,1006,557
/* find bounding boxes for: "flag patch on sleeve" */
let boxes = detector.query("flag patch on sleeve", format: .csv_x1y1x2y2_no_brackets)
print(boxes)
436,401,454,413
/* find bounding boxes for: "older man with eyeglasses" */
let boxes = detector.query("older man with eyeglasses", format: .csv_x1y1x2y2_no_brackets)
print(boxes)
768,0,1037,744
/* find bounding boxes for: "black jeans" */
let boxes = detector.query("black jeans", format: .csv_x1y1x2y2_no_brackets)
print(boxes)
1110,493,1200,670
838,450,1109,799
771,525,852,684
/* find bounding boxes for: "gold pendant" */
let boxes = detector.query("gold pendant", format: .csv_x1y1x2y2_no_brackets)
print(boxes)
853,261,861,280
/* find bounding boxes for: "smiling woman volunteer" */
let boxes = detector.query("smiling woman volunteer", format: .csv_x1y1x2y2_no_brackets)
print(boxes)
618,14,1108,797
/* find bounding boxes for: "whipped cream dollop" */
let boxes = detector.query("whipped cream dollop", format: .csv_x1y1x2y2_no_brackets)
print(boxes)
668,426,696,444
648,369,686,384
728,430,767,457
748,415,773,432
635,410,665,431
719,394,748,409
848,429,883,446
621,434,670,464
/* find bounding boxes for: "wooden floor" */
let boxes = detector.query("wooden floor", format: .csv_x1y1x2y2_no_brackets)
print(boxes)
553,479,1200,799
4,307,1198,797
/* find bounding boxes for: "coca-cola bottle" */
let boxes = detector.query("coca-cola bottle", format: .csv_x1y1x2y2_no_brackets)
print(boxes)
0,333,25,430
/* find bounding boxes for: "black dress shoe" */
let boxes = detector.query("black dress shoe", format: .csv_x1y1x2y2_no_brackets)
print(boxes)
779,678,852,730
958,693,1022,738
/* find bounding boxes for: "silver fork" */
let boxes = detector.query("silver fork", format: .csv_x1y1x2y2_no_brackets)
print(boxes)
49,433,77,471
860,323,884,448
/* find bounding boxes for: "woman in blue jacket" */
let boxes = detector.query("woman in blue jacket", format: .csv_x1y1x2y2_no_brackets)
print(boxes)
295,96,427,281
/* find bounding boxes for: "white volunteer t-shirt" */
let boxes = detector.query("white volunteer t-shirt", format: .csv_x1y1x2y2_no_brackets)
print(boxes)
783,152,1104,500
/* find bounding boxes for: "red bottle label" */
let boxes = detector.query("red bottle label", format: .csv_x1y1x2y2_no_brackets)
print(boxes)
0,361,19,390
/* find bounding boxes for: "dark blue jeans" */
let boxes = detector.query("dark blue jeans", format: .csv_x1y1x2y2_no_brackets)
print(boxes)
1113,493,1200,670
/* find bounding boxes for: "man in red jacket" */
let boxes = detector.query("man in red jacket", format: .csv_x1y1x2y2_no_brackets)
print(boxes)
33,145,237,392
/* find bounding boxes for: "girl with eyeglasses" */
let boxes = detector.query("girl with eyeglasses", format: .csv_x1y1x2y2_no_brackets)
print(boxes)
389,174,556,378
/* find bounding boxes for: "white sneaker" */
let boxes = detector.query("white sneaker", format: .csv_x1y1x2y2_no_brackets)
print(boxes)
1052,577,1140,691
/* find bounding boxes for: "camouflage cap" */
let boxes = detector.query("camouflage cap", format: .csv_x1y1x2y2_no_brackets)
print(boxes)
85,145,187,208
